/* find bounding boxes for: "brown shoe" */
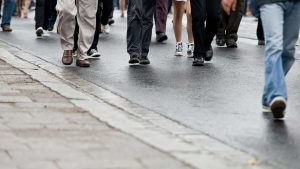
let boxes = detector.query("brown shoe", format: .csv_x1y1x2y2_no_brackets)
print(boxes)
62,50,73,65
76,59,90,67
1,25,12,32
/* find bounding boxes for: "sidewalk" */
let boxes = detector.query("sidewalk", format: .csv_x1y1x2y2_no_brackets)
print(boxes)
0,41,279,169
0,59,191,169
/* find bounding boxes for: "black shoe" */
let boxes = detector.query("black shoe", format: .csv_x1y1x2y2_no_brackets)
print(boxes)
48,25,54,31
204,46,213,61
192,55,204,66
108,18,115,25
258,40,265,46
129,54,139,64
216,37,226,46
156,32,168,43
226,39,238,48
139,55,150,65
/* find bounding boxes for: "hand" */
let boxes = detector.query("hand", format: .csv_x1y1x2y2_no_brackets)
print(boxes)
221,0,237,15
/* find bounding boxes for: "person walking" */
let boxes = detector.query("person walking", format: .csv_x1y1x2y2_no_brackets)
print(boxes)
190,0,220,66
56,0,98,67
127,0,155,65
223,0,300,119
259,0,300,118
1,0,15,32
216,0,244,48
173,0,194,57
154,0,168,43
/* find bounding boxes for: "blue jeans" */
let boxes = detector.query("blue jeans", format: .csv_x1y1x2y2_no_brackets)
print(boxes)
260,1,300,105
1,0,15,27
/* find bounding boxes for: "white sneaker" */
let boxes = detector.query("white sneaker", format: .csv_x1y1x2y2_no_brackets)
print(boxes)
103,24,110,34
175,42,183,56
36,27,43,38
270,96,286,119
187,43,194,57
87,49,101,58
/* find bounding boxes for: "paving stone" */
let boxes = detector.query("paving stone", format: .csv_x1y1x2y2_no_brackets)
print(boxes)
0,96,32,103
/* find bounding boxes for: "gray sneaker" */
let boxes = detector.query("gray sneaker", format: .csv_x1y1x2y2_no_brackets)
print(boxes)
187,43,194,57
175,42,183,56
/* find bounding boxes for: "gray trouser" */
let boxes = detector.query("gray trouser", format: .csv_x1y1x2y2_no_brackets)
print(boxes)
56,0,97,59
127,0,155,56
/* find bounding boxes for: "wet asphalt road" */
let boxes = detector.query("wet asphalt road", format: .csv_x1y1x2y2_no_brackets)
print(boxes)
1,14,300,169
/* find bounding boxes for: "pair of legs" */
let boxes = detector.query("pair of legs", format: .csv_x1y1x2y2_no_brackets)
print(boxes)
127,0,155,65
74,0,101,58
260,1,300,118
57,0,98,67
173,0,193,44
35,0,57,32
173,0,194,56
119,0,126,17
216,0,244,48
1,0,15,32
154,0,168,42
190,0,220,66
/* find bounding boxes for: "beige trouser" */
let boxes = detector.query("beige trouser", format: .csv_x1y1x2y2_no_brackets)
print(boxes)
56,0,97,60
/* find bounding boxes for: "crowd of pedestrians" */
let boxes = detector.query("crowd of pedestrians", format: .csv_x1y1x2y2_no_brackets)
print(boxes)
0,0,300,119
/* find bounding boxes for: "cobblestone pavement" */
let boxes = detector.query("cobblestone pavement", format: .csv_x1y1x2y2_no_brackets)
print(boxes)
0,59,192,169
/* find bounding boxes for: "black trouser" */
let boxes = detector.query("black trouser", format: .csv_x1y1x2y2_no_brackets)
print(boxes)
35,0,50,29
127,0,155,56
190,0,220,56
217,0,244,41
74,0,102,52
256,16,264,41
101,0,113,25
0,0,2,18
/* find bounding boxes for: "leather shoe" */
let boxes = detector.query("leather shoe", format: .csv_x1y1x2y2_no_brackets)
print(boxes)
76,59,90,67
62,50,73,65
1,25,12,32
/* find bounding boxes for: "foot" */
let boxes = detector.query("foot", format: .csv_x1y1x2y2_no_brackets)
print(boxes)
187,43,194,58
1,25,12,32
226,39,238,48
36,27,44,37
175,42,183,56
108,18,115,25
139,55,150,65
204,46,213,61
192,55,204,66
156,32,168,43
216,37,226,46
87,49,101,58
270,96,286,119
62,50,73,65
76,59,90,67
129,54,139,64
103,24,110,34
48,25,54,31
258,40,265,46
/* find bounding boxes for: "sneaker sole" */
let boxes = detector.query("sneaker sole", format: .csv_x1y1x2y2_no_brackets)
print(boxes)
192,61,204,66
270,100,286,119
157,35,168,43
175,52,183,56
129,59,139,64
139,60,150,65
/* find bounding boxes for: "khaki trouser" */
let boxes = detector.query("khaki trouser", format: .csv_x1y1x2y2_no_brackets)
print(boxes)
56,0,97,60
